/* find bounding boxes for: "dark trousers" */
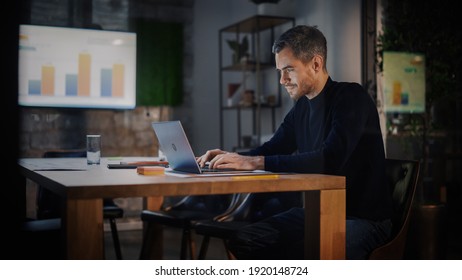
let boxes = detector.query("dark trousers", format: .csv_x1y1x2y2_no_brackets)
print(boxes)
228,207,392,259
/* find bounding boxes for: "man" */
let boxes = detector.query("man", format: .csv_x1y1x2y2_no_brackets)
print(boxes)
196,25,392,259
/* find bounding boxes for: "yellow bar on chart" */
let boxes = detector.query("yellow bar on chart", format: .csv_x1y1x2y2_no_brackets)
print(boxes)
112,63,124,97
41,65,55,95
78,52,91,96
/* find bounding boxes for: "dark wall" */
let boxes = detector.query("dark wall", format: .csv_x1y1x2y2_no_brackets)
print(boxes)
4,1,22,260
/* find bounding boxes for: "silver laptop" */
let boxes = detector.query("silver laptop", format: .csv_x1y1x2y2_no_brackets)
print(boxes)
152,120,257,175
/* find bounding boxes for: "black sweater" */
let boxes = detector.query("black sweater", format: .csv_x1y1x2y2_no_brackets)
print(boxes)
244,77,392,221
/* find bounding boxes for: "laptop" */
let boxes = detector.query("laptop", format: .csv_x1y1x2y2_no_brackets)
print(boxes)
151,120,265,176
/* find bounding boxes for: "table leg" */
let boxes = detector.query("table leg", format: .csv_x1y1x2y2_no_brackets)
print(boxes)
304,189,345,259
64,198,103,259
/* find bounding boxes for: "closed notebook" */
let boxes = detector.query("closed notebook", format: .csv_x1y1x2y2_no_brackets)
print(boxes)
137,166,165,175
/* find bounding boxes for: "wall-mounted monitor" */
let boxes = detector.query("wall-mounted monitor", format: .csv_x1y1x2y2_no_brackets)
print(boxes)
18,24,137,109
383,51,426,113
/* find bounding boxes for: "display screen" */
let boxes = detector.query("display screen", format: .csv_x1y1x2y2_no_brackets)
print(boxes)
18,24,137,109
383,51,426,113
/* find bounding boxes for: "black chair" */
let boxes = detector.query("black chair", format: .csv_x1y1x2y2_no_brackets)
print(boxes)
368,158,420,259
139,194,239,259
194,191,303,259
20,218,62,259
35,149,125,259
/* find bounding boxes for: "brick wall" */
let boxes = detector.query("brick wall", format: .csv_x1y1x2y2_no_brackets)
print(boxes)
19,106,170,158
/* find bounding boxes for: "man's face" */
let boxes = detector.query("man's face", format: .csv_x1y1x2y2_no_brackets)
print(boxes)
275,48,317,100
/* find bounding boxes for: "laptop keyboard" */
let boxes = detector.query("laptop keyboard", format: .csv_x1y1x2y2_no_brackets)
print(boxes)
200,166,239,173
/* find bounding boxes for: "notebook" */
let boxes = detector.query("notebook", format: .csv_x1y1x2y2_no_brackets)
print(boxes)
151,120,268,176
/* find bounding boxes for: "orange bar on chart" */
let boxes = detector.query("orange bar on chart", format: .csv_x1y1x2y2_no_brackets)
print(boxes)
392,81,401,105
112,64,124,97
41,65,55,95
78,53,91,96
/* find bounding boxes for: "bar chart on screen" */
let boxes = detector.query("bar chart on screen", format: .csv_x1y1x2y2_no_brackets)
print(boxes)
18,24,137,109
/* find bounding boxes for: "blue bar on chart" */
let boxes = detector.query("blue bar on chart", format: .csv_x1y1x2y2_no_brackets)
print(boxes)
28,80,41,95
101,68,112,97
65,74,78,96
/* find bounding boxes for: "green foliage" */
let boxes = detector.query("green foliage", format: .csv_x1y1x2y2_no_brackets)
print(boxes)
135,20,183,106
226,36,249,63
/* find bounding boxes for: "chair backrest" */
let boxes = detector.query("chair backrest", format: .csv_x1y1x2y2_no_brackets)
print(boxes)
215,191,303,223
163,194,238,216
38,149,120,219
43,149,86,158
368,158,420,259
37,149,86,219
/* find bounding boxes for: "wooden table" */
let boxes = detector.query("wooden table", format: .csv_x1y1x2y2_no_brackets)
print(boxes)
18,157,346,260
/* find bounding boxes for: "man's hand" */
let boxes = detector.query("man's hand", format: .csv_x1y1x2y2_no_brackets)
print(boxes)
209,153,264,170
196,149,264,170
196,149,227,167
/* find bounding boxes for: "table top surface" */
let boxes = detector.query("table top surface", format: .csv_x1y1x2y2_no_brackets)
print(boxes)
19,157,345,199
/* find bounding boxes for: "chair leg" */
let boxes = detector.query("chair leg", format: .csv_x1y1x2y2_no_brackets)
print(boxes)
223,240,236,260
139,222,162,259
108,218,123,260
188,231,197,260
180,229,189,259
198,236,211,259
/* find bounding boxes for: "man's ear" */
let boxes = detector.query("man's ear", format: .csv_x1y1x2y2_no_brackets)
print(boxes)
312,55,323,72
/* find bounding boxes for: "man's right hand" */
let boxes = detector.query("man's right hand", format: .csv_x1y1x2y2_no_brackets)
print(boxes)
196,149,228,167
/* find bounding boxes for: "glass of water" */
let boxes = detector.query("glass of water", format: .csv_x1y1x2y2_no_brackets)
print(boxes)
86,134,101,165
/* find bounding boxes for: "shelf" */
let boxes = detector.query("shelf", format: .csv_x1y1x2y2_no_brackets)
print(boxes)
222,104,279,110
222,61,274,71
220,15,295,33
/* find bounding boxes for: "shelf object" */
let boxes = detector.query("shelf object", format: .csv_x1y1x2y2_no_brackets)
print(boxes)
218,15,295,150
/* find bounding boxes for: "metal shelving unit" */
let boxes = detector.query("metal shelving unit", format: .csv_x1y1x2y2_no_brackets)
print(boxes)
218,15,295,150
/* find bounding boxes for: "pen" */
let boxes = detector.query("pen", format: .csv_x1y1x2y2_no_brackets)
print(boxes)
120,161,169,166
232,174,279,180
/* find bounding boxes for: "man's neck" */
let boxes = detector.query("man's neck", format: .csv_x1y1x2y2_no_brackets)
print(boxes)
306,72,329,100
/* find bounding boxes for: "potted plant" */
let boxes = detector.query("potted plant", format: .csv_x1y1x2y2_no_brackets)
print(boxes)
227,36,249,64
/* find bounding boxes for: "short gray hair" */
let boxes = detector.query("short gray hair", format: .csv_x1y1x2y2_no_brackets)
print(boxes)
272,25,327,67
